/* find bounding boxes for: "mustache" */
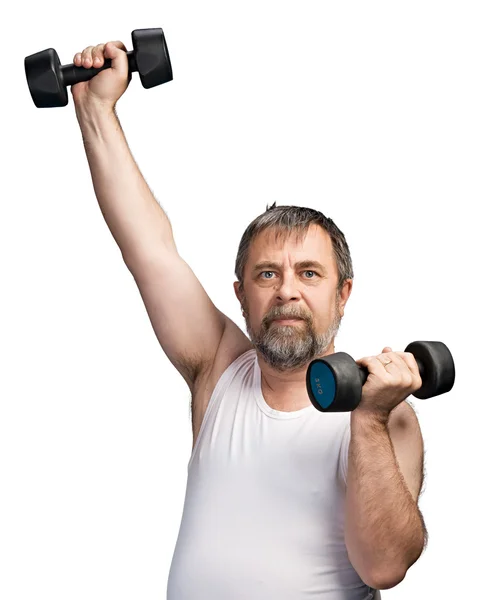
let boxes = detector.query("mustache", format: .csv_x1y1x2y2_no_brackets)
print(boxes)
267,312,309,324
241,305,313,323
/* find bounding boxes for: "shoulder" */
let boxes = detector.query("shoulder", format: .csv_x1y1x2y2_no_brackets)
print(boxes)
191,317,253,442
194,315,253,396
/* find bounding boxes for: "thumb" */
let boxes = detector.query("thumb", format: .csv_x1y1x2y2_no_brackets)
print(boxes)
104,42,128,75
103,42,118,59
382,347,392,353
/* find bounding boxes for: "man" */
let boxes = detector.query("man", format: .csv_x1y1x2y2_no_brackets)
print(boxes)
72,39,427,599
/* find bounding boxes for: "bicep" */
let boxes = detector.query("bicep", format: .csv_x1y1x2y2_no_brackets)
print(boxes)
388,401,425,503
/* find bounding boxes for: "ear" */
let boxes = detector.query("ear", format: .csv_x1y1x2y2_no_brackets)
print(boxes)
234,281,242,304
338,279,353,317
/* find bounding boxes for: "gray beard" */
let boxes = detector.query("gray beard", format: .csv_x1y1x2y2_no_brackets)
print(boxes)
243,307,341,372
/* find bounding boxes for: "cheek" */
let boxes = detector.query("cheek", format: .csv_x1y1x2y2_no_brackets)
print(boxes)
314,301,338,324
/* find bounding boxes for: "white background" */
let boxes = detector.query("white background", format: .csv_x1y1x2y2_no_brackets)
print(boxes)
1,1,492,598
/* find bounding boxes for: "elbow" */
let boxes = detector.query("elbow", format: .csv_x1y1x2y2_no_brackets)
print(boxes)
363,568,406,590
357,534,425,589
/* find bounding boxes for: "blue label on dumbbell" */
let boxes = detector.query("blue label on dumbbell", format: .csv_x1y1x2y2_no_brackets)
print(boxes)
310,362,336,409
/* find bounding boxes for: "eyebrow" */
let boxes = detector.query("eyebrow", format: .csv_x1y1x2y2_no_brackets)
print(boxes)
252,260,328,274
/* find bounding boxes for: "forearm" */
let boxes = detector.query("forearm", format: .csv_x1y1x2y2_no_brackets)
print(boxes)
345,410,425,587
75,102,176,265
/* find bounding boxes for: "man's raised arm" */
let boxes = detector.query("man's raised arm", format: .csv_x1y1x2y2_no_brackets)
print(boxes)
73,41,176,265
69,40,244,392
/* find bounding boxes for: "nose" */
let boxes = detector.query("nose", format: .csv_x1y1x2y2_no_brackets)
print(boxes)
275,272,303,304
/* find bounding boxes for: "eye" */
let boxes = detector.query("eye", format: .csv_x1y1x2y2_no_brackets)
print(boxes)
259,270,318,279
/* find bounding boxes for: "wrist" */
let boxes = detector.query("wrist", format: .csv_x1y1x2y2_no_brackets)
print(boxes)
74,97,116,123
351,406,390,428
75,101,120,143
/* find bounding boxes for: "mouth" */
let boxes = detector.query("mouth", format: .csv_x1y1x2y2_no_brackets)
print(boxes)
272,318,304,324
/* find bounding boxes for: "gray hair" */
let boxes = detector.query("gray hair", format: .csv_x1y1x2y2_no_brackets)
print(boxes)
234,202,354,293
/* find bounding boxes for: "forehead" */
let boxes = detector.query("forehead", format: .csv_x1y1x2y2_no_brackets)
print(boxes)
248,224,334,264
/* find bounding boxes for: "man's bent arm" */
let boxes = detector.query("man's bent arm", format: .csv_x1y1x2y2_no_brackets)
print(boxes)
75,103,176,265
344,409,426,590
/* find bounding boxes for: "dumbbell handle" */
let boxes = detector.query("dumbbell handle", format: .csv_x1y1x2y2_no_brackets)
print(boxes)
358,358,425,386
60,52,137,87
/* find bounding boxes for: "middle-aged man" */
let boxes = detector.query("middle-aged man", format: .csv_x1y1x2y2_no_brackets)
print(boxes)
69,39,427,599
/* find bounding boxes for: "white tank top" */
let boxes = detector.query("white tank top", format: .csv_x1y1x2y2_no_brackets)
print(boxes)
167,349,380,599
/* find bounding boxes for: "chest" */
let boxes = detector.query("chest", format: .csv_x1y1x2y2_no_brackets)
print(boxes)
192,400,347,501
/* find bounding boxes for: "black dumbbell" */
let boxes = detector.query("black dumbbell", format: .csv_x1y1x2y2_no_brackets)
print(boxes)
25,27,173,108
306,341,455,412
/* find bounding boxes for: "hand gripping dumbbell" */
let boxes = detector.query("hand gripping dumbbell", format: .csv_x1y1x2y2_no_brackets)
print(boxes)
306,341,455,412
24,27,173,108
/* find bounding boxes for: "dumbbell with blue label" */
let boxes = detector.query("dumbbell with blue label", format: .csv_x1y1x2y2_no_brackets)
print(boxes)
306,341,455,412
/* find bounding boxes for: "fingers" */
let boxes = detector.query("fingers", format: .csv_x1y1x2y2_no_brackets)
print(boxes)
357,351,421,390
391,351,422,392
398,351,422,383
74,45,99,67
73,41,127,68
357,355,396,377
380,351,420,379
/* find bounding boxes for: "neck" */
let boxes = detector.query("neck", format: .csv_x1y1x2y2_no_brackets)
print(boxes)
257,342,336,411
